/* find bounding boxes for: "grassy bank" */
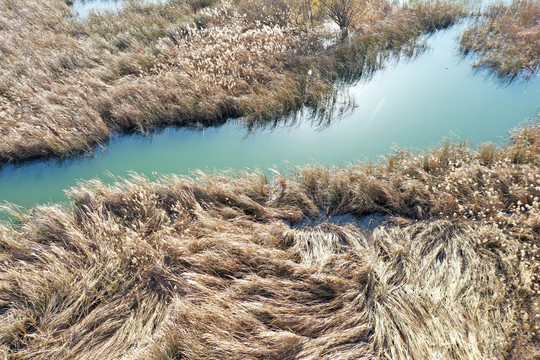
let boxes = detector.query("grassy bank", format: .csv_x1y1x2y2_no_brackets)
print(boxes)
1,124,539,359
0,0,464,165
460,0,540,80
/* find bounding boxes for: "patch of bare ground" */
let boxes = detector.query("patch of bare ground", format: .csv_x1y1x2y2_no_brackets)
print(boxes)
0,123,539,359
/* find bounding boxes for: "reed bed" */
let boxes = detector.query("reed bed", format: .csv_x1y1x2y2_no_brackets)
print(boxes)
460,0,540,80
0,0,464,165
1,123,539,359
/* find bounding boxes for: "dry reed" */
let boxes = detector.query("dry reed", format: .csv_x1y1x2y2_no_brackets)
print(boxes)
460,0,540,80
0,0,464,165
0,123,539,359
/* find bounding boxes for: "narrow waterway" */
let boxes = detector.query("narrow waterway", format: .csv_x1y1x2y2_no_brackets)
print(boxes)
0,21,538,215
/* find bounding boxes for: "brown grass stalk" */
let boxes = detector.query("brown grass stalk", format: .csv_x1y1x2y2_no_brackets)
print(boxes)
0,123,539,359
460,0,540,80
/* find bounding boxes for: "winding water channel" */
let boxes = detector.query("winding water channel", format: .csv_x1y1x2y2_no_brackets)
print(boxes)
0,8,538,215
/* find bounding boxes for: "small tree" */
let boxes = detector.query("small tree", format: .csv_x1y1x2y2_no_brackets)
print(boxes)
320,0,364,37
288,0,323,27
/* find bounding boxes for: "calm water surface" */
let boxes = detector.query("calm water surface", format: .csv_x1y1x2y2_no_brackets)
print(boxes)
72,0,167,17
0,24,538,213
72,0,123,17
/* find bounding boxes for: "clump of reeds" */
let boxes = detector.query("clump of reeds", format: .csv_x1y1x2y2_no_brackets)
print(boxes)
0,0,465,166
1,123,539,359
460,0,540,80
313,0,465,84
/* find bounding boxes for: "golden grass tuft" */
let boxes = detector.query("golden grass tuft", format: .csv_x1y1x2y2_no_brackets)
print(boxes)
0,123,539,359
460,0,540,80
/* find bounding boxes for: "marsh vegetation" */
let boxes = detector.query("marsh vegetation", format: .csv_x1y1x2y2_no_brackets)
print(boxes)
1,0,539,358
0,0,464,165
460,0,540,80
1,124,539,359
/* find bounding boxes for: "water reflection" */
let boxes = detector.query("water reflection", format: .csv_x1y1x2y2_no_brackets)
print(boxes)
1,13,538,216
72,0,123,17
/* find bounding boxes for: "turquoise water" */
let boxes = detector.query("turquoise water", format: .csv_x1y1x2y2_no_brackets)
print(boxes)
72,0,167,18
0,24,538,213
72,0,123,17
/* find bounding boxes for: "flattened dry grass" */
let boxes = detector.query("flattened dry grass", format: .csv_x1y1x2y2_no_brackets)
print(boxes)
0,0,464,165
460,0,540,80
1,124,539,359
